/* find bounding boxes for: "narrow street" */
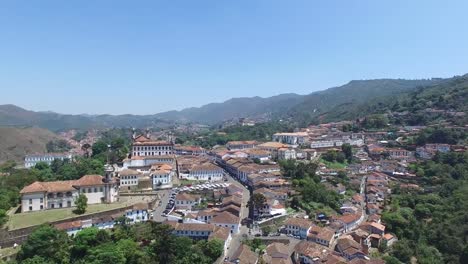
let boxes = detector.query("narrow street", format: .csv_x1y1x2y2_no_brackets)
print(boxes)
223,172,251,260
151,189,171,222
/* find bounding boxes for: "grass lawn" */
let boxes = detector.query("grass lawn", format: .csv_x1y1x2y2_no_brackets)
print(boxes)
7,202,129,230
320,159,348,169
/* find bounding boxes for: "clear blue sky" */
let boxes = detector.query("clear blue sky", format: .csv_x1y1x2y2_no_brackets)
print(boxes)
1,0,467,115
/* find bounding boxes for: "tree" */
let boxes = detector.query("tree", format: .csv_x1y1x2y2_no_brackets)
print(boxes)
249,193,267,219
341,143,353,163
0,209,8,226
75,194,88,214
200,238,224,261
17,225,70,264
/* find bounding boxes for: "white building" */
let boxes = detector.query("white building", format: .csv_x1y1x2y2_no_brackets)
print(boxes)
278,148,296,160
272,132,308,145
19,174,118,213
24,153,73,168
284,218,313,239
125,203,150,223
150,164,174,188
131,134,174,157
119,169,141,189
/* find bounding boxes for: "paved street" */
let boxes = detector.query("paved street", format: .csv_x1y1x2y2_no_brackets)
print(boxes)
152,189,171,222
223,172,251,260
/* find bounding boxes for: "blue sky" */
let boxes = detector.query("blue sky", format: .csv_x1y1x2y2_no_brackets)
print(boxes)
1,0,467,115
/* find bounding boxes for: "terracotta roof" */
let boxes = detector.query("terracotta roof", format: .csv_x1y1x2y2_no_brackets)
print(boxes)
227,140,258,146
294,240,329,260
54,220,82,230
308,226,335,241
383,233,394,240
266,242,290,258
222,195,242,207
74,175,105,186
230,244,258,264
119,169,141,176
370,222,386,232
211,211,239,224
209,226,230,241
284,217,312,229
336,213,360,224
258,142,288,149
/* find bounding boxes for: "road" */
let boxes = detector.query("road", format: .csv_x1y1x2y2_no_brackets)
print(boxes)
151,189,171,222
223,172,251,260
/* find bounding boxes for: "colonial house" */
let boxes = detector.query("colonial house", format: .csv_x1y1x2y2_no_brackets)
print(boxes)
336,237,367,261
175,192,201,210
177,156,224,182
293,240,331,264
210,211,240,234
24,153,73,168
168,221,232,250
263,242,292,264
122,155,175,171
174,145,206,156
226,141,258,150
307,226,336,247
118,169,142,191
273,132,309,145
20,174,118,213
257,142,289,158
278,148,297,160
150,163,174,188
387,148,414,160
228,244,258,264
331,213,362,234
284,217,313,239
243,148,272,162
125,203,150,223
131,134,174,157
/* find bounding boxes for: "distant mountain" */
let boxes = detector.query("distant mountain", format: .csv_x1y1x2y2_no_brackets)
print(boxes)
153,93,304,123
0,126,62,163
0,75,459,131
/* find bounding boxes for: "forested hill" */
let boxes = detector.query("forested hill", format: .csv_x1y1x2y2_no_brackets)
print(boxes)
0,76,450,130
310,74,468,126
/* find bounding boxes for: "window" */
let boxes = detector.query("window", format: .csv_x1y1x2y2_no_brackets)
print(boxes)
40,198,43,203
51,204,55,208
100,187,103,192
59,203,63,208
29,206,32,211
94,188,98,192
40,205,43,210
67,201,72,207
82,189,86,193
29,199,32,204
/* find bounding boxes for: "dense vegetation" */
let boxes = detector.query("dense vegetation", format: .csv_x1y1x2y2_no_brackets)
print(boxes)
46,139,72,153
0,130,131,226
382,152,468,263
176,122,293,148
280,160,342,213
319,74,468,126
414,127,467,146
10,223,223,264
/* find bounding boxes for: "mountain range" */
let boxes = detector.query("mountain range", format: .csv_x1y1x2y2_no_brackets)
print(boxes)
0,75,461,131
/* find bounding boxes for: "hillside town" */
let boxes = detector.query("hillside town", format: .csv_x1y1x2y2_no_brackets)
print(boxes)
1,118,464,264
